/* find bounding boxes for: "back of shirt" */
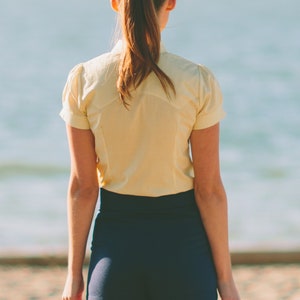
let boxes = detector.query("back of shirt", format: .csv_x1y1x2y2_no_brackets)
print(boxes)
60,42,225,196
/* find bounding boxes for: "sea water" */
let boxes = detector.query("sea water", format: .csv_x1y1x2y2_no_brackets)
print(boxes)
0,0,299,253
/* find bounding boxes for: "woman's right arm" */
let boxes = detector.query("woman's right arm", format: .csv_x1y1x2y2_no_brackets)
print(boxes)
190,124,240,300
62,125,99,300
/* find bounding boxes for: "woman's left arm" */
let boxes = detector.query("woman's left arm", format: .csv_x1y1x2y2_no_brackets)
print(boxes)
190,124,240,300
62,125,99,300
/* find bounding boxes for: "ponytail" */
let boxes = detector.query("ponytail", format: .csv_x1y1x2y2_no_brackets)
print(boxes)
117,0,175,106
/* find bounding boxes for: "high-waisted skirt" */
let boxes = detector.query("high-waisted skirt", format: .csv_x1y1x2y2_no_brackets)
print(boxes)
87,189,217,300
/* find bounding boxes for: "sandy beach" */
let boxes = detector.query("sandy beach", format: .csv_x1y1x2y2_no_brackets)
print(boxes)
0,252,300,300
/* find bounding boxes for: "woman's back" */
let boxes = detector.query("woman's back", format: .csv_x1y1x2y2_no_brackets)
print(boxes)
61,41,225,196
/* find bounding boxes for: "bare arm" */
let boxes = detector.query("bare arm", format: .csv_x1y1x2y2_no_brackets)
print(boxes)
190,124,239,300
62,125,99,300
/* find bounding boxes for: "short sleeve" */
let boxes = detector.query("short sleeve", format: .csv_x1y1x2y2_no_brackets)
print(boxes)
193,65,226,130
59,64,90,129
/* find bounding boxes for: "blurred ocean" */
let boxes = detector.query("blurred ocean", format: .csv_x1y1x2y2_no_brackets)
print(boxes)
0,0,299,253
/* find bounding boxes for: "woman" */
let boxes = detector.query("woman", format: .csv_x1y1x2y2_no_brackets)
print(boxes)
60,0,240,299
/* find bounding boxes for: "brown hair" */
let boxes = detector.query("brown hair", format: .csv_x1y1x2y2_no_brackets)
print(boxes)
117,0,175,106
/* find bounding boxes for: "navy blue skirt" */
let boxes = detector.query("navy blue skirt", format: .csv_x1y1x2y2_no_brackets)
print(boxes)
87,189,217,300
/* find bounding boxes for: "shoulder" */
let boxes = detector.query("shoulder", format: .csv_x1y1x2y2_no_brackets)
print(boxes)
161,52,216,83
85,50,119,68
160,52,220,99
64,50,120,93
82,51,119,80
161,52,199,74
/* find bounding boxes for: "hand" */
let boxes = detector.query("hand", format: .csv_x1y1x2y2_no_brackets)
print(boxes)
218,278,240,300
62,273,84,300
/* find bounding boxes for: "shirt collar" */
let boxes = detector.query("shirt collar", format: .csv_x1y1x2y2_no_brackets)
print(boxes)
111,40,167,54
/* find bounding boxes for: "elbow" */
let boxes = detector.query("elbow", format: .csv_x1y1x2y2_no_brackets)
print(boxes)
194,178,226,205
69,177,99,201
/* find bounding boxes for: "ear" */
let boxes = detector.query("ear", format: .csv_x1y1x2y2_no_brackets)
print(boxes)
166,0,176,11
110,0,119,12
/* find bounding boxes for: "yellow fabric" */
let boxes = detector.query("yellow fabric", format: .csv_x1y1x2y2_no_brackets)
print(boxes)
60,41,225,196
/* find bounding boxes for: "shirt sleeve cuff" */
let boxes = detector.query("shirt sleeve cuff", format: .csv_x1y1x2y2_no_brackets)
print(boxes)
59,109,90,130
193,109,226,130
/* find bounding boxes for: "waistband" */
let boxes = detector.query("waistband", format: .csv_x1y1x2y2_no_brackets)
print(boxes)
100,189,197,215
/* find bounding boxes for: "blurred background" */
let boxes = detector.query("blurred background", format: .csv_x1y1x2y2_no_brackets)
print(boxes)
0,0,299,255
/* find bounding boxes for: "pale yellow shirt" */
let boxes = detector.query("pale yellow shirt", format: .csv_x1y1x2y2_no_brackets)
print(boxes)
60,41,225,196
